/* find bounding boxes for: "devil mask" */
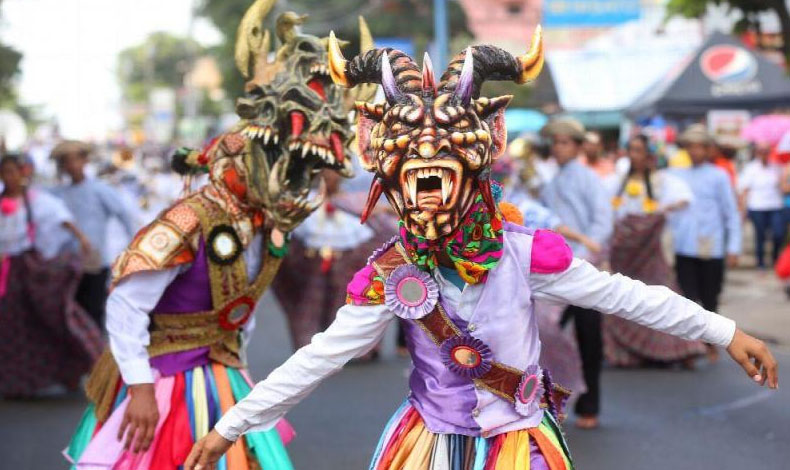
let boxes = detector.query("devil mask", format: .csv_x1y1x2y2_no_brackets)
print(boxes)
173,0,376,233
327,28,544,240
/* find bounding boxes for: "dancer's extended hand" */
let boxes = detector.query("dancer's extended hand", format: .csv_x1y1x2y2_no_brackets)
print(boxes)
184,430,234,470
727,328,779,389
117,383,159,453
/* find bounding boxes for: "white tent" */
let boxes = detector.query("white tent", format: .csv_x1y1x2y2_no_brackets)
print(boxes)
548,17,703,112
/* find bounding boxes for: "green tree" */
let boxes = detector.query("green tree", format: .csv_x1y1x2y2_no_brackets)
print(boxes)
0,0,23,107
117,32,204,103
197,0,471,98
666,0,790,67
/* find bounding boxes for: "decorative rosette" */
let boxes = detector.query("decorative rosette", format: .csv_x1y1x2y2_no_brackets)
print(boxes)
514,365,544,417
439,335,493,379
367,235,399,265
207,224,243,265
384,264,438,319
218,296,255,330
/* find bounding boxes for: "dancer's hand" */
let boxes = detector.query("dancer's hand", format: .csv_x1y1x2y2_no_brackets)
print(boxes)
184,430,234,470
118,384,159,453
580,236,601,255
727,329,779,389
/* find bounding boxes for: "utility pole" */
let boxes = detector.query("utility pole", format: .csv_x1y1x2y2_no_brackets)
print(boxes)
434,0,448,68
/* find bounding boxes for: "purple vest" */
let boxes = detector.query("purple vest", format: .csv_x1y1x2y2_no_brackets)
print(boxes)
404,226,544,437
148,239,216,376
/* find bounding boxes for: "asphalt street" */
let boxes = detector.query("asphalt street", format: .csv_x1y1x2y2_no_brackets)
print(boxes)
1,290,788,470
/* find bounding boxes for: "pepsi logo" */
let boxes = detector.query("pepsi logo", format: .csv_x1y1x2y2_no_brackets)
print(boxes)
700,45,758,84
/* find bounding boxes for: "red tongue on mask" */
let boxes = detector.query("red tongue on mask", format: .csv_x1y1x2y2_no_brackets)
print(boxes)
307,78,326,100
330,132,345,163
290,111,304,138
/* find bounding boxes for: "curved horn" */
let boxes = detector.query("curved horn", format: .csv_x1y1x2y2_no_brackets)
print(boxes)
453,47,474,105
359,16,374,55
327,31,421,101
516,25,544,84
381,51,403,103
438,25,544,99
327,31,351,87
421,52,436,94
234,0,277,79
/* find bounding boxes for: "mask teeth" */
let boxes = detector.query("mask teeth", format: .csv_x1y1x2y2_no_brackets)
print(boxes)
441,169,451,205
407,171,418,206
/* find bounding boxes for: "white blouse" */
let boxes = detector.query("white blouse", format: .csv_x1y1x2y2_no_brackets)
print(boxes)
614,171,693,219
0,189,74,259
107,233,265,384
738,161,784,211
213,253,736,442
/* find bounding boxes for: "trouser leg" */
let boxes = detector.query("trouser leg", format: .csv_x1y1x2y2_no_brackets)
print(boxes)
675,255,701,303
75,268,109,328
569,305,603,417
699,258,725,313
748,210,769,268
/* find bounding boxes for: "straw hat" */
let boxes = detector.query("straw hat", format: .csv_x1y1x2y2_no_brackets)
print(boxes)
50,140,92,161
714,134,746,150
540,118,586,142
678,124,712,146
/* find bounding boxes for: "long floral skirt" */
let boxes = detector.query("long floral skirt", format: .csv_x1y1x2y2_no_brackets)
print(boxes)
64,363,295,470
604,214,706,366
369,402,573,470
0,252,103,397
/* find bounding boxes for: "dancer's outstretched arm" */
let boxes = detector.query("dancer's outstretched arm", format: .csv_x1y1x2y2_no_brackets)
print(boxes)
530,253,778,388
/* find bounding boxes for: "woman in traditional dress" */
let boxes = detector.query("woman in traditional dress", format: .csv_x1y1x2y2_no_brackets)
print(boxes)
0,154,103,397
604,135,707,367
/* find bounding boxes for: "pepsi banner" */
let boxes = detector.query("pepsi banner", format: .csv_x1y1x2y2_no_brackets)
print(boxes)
543,0,641,27
699,44,761,97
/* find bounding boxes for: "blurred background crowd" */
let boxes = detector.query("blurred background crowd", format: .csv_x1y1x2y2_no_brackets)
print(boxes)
1,0,789,468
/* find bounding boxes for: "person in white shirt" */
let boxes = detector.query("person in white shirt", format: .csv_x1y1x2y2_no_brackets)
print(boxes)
738,142,786,268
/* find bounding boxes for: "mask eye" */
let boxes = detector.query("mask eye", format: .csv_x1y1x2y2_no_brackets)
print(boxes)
298,41,317,53
454,119,471,129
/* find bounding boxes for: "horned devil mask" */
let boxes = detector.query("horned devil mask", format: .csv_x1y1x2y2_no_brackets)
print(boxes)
327,28,544,240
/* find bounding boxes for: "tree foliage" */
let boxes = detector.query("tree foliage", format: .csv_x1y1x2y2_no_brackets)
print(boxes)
117,32,204,103
666,0,790,66
0,0,23,107
197,0,471,98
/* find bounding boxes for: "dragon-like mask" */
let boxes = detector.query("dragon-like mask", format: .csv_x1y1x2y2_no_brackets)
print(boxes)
224,0,375,231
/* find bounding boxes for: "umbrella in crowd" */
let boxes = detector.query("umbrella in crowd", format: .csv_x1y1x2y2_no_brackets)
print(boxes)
740,114,790,145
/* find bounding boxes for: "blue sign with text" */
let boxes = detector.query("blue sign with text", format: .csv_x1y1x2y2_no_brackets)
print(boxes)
544,0,641,27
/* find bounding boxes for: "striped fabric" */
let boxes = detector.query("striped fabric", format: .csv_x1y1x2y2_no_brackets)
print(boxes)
369,403,573,470
64,364,294,470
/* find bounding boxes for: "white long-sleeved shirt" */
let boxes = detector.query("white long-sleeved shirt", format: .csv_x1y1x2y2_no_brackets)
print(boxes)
213,256,736,441
107,233,265,384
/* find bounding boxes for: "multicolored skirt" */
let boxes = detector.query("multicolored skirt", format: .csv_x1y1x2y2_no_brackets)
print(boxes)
369,403,573,470
64,363,294,470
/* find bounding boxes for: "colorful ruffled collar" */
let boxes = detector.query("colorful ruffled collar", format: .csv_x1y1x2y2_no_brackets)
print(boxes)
398,192,504,285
